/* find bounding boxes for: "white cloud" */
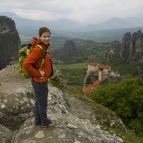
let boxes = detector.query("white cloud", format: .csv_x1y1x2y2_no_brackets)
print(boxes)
0,0,143,23
0,0,5,2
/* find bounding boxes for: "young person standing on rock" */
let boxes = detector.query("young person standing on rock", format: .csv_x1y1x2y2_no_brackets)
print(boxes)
23,27,56,127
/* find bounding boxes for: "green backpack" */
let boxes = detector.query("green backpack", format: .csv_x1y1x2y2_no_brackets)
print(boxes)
18,43,45,79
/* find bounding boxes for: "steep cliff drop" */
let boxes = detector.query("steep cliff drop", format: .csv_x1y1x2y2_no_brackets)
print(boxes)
0,16,21,70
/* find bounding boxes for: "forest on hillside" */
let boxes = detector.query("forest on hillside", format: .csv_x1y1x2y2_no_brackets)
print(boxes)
52,37,137,90
89,75,143,136
51,37,143,138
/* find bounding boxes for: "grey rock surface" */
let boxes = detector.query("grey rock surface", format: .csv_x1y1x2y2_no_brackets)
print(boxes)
121,30,143,64
13,84,123,143
0,124,13,143
0,62,125,143
0,62,34,130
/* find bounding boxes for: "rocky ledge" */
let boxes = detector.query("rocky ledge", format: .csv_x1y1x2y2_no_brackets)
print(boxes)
0,62,125,143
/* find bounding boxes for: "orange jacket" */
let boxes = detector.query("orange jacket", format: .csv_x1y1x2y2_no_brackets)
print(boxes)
23,37,53,83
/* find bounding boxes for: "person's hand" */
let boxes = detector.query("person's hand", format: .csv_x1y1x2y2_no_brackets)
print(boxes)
39,70,45,76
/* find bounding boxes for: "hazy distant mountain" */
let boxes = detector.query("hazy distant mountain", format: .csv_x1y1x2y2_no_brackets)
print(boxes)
1,12,143,32
1,12,143,44
0,12,18,18
0,12,85,31
125,17,143,27
74,17,143,32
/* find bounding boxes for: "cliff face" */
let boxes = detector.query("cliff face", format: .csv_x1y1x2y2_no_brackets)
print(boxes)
105,30,143,65
0,16,21,70
52,40,77,60
105,41,121,61
121,30,143,64
104,30,143,76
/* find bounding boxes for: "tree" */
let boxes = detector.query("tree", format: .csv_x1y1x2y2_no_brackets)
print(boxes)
89,77,143,135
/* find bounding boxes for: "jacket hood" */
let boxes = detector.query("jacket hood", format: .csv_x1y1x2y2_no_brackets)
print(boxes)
30,37,50,51
30,37,39,46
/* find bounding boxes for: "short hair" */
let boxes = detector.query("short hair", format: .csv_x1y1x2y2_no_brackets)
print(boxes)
39,27,51,37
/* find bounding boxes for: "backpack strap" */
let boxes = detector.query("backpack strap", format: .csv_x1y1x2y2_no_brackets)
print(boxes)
27,43,32,55
36,45,46,71
35,45,52,79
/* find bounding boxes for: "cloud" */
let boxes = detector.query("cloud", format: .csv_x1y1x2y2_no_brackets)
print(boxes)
0,0,5,2
0,0,143,23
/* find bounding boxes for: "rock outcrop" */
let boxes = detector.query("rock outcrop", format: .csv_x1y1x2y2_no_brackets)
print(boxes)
0,62,34,130
105,41,121,61
121,30,143,64
0,124,13,143
105,30,143,65
52,40,77,60
0,16,21,70
0,62,126,143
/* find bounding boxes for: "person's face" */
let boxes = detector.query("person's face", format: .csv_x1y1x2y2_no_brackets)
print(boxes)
39,32,50,44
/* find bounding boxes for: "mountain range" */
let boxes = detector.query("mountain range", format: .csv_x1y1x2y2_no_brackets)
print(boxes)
1,12,143,32
75,17,143,32
1,12,143,43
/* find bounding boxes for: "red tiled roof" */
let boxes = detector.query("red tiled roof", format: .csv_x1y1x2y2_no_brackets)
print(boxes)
110,49,114,54
88,62,100,66
82,80,101,95
88,62,111,69
103,65,111,69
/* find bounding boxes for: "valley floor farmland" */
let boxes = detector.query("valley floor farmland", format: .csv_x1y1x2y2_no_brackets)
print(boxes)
54,62,88,91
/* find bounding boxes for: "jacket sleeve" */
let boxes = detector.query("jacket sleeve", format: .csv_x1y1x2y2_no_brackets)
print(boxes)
23,47,41,77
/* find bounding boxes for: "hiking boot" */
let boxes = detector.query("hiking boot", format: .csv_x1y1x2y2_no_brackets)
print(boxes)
41,120,56,127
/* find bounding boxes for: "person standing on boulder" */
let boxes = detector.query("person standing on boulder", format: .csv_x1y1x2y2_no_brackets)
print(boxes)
23,27,56,127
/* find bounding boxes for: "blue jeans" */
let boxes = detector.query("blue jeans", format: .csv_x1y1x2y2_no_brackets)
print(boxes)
31,79,51,126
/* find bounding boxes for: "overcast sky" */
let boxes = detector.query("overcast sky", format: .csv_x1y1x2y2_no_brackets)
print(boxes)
0,0,143,24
